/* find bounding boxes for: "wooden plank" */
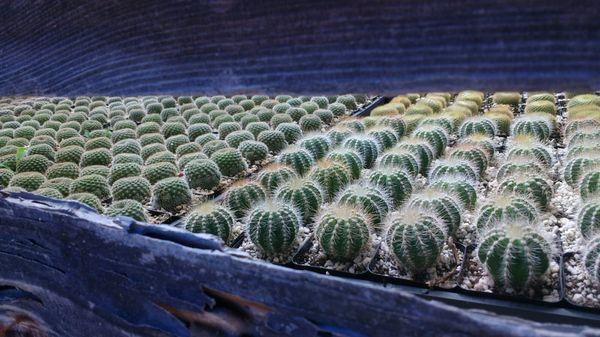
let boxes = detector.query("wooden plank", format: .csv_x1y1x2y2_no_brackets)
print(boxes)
0,0,599,96
0,192,598,336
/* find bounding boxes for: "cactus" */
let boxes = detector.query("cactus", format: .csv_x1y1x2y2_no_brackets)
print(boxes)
429,158,479,182
448,144,489,176
299,114,322,132
9,172,46,191
140,133,165,147
162,122,187,139
106,199,148,222
277,146,315,176
225,130,254,148
484,112,512,135
69,174,111,200
477,221,551,291
84,137,112,151
419,115,455,135
80,165,110,178
237,140,269,164
430,175,477,210
565,119,600,139
343,134,380,168
496,158,546,182
245,200,301,256
210,148,247,177
308,159,352,200
40,178,72,197
475,194,538,230
376,148,420,177
275,123,303,144
113,153,144,166
112,139,141,156
181,158,221,190
579,170,600,201
257,130,288,154
567,94,600,110
298,133,331,160
327,125,353,146
336,183,391,226
315,204,371,261
145,151,177,166
585,236,600,283
142,162,178,185
367,126,399,150
492,92,521,105
218,122,242,140
108,163,141,184
111,176,152,203
285,107,307,122
15,154,51,174
224,181,267,218
257,164,297,193
275,176,323,224
371,105,400,117
458,133,495,161
408,189,462,235
412,125,449,157
314,109,334,125
328,102,347,117
28,144,55,161
175,142,202,158
497,175,552,211
336,95,357,110
377,116,407,138
152,177,192,212
68,193,103,213
80,148,111,167
184,202,234,242
567,126,600,149
506,134,552,168
245,121,270,138
459,117,497,138
368,167,413,208
0,168,14,187
34,187,63,199
525,100,556,115
201,140,228,158
510,115,553,141
396,139,435,175
418,97,443,114
385,209,447,274
326,148,363,180
165,134,190,153
578,200,600,239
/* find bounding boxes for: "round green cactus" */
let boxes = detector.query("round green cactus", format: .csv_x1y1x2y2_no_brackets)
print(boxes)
578,200,600,239
567,94,600,110
412,125,449,158
298,114,322,132
308,159,352,201
327,125,353,146
298,133,331,161
339,119,365,133
28,144,55,161
165,134,190,153
367,126,399,150
449,144,488,176
275,122,303,144
565,119,600,140
40,178,72,197
113,153,144,166
70,174,111,200
257,164,297,194
277,146,315,176
492,92,521,105
430,175,477,210
315,204,371,261
497,175,552,211
68,192,103,213
477,221,551,292
525,100,556,115
459,117,497,139
182,158,222,190
111,176,151,203
458,133,495,161
106,199,148,222
16,154,51,174
187,123,212,141
336,183,391,226
275,176,323,224
506,134,552,168
34,187,63,199
326,148,363,180
80,165,110,178
314,109,334,125
177,152,208,170
142,162,178,185
285,107,307,122
139,133,165,147
145,151,177,166
210,148,247,177
151,177,192,212
385,209,447,274
184,202,234,242
245,121,270,139
408,189,462,236
496,158,545,182
368,167,413,208
80,148,111,167
224,181,267,218
84,137,112,151
0,168,14,187
585,236,600,283
9,172,46,191
246,200,301,256
579,170,600,201
225,130,255,148
217,122,242,140
257,130,288,154
112,139,141,157
475,194,538,230
510,115,553,141
270,113,293,128
396,139,435,174
236,140,268,164
174,142,202,158
343,134,380,168
376,148,420,177
108,163,141,185
429,158,479,182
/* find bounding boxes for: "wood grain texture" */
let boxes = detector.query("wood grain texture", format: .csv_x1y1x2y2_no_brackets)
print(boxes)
0,0,599,96
1,192,599,337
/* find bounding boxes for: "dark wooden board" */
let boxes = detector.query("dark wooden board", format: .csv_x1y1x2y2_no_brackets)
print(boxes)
0,0,599,96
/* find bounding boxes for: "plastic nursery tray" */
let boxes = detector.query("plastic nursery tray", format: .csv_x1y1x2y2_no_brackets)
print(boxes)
367,242,467,291
290,234,375,280
351,96,389,117
561,252,600,312
456,245,565,306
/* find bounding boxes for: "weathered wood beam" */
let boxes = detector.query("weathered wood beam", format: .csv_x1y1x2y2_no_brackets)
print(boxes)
0,0,599,96
0,192,599,336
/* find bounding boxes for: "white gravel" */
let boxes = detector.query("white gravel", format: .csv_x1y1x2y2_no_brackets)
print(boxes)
564,252,600,308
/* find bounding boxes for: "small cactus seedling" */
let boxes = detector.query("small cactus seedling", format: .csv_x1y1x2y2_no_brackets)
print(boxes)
510,115,553,141
584,236,600,283
238,140,269,164
69,174,111,200
385,209,447,274
475,194,538,231
419,115,455,135
459,117,497,138
277,146,315,176
327,125,353,146
184,202,234,242
412,125,449,158
152,177,192,212
506,134,553,168
578,200,600,239
257,130,288,154
376,147,420,177
477,221,552,292
308,159,352,201
368,166,413,208
275,122,303,144
408,188,462,236
429,158,479,182
367,126,399,150
430,174,477,210
298,133,331,160
111,176,152,203
496,157,546,182
563,157,600,188
275,176,323,224
257,163,297,194
525,100,556,115
396,139,435,175
343,134,381,168
492,92,521,106
183,159,222,190
47,162,80,180
224,181,267,218
106,199,148,222
210,148,248,177
579,170,600,201
448,144,489,176
377,116,407,138
458,133,495,161
68,193,104,213
245,199,301,256
497,174,553,211
315,204,372,261
143,162,179,185
326,148,363,180
336,183,391,226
